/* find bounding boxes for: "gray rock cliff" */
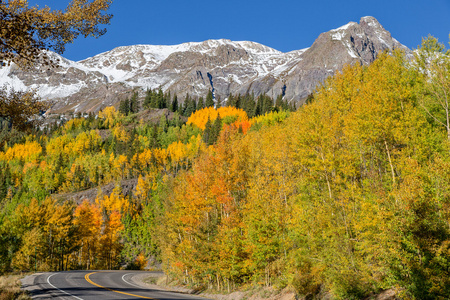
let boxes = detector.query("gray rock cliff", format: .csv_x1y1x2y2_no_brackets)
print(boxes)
0,16,411,113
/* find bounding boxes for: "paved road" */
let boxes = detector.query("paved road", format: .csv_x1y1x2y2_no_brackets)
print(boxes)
22,271,209,300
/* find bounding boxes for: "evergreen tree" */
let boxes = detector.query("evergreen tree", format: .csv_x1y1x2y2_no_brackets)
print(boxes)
150,91,158,108
180,95,188,116
197,97,205,110
206,90,214,108
143,89,152,108
305,93,314,105
157,89,165,109
263,94,273,114
119,98,130,115
169,112,183,127
150,124,159,148
166,91,171,109
206,115,222,145
129,92,139,114
171,94,179,112
202,117,212,145
275,94,283,110
216,96,222,108
184,96,196,117
227,93,235,107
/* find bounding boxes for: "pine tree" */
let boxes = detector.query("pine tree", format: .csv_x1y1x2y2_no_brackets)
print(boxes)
130,92,139,114
197,97,205,110
209,115,222,145
181,95,188,117
216,96,222,108
119,98,130,115
206,90,214,108
275,94,283,109
157,89,165,109
171,95,179,112
263,94,273,114
166,91,171,109
184,96,196,117
202,117,212,145
243,93,256,117
255,94,263,116
143,89,152,108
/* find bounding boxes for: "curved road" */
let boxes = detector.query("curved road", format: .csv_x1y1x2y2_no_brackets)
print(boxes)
22,271,209,300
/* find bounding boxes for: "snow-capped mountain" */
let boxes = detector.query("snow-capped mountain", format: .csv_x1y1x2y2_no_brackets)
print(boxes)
0,16,410,114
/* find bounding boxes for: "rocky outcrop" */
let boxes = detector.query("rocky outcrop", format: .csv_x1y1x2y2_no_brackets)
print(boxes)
0,16,411,113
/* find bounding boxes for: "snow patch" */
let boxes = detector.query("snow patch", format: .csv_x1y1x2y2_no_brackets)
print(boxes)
33,82,86,100
331,31,346,41
331,22,356,32
361,16,379,28
330,22,357,41
227,74,243,85
0,65,28,92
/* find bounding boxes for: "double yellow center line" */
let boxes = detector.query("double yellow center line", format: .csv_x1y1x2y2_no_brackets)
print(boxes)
85,272,156,299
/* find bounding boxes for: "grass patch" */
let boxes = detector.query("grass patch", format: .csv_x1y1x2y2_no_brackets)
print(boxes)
143,276,158,285
0,274,30,300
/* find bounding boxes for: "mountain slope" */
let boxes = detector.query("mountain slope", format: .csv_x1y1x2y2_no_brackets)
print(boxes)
0,16,410,114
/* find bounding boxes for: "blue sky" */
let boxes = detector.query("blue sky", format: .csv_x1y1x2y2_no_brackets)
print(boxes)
31,0,450,61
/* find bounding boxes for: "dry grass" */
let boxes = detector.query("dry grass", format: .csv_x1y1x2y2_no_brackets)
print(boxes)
0,274,31,300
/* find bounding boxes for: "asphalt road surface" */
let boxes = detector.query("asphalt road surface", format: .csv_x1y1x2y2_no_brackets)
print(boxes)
22,271,210,300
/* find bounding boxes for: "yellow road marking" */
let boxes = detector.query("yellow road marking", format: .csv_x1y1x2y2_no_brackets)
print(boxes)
85,272,157,299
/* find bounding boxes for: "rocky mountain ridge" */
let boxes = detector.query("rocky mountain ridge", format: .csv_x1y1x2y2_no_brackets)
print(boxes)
0,16,411,114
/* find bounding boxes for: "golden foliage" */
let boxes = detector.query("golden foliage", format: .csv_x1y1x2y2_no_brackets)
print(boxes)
98,106,123,129
2,140,42,162
187,106,248,130
0,89,48,130
0,0,112,67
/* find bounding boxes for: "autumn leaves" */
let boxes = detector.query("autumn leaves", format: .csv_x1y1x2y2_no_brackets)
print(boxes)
1,37,450,299
161,50,450,298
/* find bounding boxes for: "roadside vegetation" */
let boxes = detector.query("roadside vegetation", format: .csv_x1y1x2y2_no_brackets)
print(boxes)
1,36,450,299
0,274,30,300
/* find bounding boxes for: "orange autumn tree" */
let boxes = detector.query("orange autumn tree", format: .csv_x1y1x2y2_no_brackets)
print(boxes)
73,200,102,270
187,107,248,130
162,126,251,289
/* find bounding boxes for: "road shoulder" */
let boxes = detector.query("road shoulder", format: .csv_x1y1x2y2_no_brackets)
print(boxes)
21,273,53,299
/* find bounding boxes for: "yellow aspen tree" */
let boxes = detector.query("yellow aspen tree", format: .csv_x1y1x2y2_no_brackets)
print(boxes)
74,200,103,270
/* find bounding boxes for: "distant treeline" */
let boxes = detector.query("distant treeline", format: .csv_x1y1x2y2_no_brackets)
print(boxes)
119,89,297,117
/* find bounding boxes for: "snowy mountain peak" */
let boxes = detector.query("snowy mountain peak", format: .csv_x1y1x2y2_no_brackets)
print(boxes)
360,16,383,28
331,21,357,32
0,17,411,114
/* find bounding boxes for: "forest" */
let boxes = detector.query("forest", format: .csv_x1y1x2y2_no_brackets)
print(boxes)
1,36,450,299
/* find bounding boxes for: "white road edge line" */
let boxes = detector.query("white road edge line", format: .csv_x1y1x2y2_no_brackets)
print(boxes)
47,273,84,300
121,273,145,289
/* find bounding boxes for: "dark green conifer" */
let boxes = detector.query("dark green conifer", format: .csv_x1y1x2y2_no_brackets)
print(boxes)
202,117,212,145
143,89,152,108
119,98,130,115
206,90,214,107
209,115,222,145
184,96,196,117
197,97,205,110
157,89,165,109
171,94,179,112
130,92,139,114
